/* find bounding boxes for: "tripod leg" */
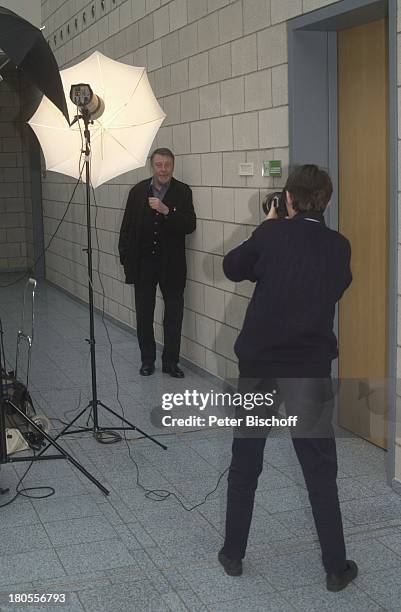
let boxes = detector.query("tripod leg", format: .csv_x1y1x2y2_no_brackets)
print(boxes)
97,401,167,450
55,449,109,496
36,403,91,458
5,400,109,496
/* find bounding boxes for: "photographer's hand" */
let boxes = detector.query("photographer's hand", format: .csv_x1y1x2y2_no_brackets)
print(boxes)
266,201,278,220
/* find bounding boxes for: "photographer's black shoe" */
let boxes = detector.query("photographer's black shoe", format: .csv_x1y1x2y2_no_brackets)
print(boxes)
326,560,358,592
218,549,242,576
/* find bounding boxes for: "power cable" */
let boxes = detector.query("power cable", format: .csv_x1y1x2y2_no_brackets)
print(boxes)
1,134,230,513
0,450,55,508
0,148,86,503
90,172,229,512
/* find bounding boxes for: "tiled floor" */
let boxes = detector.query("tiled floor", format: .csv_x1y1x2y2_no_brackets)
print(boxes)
1,274,401,611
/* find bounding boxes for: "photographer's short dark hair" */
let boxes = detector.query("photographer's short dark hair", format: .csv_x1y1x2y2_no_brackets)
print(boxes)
285,164,332,213
150,147,175,164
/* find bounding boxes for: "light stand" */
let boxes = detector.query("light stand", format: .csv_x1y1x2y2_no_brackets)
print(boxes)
38,109,167,452
0,318,109,496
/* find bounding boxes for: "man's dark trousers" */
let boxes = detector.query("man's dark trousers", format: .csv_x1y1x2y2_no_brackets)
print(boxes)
134,256,184,366
222,360,347,575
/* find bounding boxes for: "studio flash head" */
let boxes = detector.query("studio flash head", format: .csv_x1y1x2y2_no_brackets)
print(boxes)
69,83,105,120
262,190,288,218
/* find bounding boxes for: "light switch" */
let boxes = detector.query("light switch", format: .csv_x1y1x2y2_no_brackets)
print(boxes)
238,162,254,176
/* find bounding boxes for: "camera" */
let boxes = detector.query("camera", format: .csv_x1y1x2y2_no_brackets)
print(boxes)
262,190,288,219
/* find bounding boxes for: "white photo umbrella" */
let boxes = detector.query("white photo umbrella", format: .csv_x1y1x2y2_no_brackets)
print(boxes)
25,50,168,453
28,51,166,187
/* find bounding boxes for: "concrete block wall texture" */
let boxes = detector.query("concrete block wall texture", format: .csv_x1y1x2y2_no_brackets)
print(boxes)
0,65,33,271
20,81,38,271
39,0,299,381
38,0,400,486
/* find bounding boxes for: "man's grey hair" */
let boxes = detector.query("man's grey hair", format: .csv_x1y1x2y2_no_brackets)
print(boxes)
150,148,175,164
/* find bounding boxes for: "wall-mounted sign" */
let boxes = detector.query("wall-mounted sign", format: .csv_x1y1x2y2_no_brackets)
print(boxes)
262,160,282,177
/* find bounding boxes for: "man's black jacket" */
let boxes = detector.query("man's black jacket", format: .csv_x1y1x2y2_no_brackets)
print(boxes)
118,177,196,289
223,211,352,364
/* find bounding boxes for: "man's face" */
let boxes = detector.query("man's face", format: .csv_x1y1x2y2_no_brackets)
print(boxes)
151,154,174,185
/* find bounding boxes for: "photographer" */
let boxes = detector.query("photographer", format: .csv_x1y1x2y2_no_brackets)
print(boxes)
218,165,357,592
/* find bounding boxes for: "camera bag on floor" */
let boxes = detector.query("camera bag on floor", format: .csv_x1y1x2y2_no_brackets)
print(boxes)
2,369,45,452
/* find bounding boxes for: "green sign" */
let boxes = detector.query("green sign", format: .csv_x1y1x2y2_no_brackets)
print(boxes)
263,160,282,177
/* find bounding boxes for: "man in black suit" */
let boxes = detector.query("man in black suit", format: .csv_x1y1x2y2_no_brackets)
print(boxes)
218,165,358,592
118,148,196,378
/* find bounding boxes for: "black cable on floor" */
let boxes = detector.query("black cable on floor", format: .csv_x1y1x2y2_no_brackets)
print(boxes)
0,450,55,508
0,144,229,512
91,177,229,512
1,327,56,505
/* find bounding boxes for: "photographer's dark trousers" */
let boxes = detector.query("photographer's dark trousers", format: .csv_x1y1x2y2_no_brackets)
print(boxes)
134,257,184,366
222,360,347,575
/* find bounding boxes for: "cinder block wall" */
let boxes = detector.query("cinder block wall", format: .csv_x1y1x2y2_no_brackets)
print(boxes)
40,0,401,482
0,64,33,271
40,0,297,379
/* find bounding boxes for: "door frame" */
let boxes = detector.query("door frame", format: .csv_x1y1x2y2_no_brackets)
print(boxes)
287,0,398,488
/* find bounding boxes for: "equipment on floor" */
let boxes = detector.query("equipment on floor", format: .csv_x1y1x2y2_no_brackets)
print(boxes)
0,279,109,497
3,374,44,453
3,371,52,454
1,279,46,453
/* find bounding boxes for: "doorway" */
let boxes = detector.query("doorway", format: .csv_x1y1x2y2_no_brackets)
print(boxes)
288,0,397,463
337,19,389,448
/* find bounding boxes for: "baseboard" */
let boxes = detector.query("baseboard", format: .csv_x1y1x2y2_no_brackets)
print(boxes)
46,279,226,387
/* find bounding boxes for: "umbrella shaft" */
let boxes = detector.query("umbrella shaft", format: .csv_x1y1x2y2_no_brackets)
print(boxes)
84,126,99,429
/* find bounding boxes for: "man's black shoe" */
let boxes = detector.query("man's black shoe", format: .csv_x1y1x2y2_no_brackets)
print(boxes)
326,560,358,592
162,363,184,378
139,363,155,376
218,549,242,576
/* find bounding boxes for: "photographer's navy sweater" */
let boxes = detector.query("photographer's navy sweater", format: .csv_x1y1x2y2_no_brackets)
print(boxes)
223,212,352,365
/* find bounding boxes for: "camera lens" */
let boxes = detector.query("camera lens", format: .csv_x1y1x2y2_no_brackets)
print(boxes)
262,192,280,216
262,190,288,218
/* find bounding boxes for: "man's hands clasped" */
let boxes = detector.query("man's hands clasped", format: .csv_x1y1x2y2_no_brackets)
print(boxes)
148,197,169,215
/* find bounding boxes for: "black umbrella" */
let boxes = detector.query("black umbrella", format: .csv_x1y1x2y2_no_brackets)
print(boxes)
0,5,69,124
